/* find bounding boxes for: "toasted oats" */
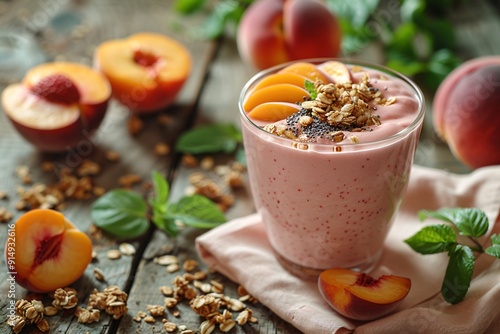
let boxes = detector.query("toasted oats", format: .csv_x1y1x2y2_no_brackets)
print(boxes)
236,308,253,325
219,319,236,332
119,242,136,256
200,319,215,334
200,157,214,170
183,259,199,272
43,306,58,317
77,159,101,176
36,318,50,332
163,321,177,332
210,280,224,293
94,267,105,281
52,287,78,310
147,304,165,317
144,315,156,323
104,150,121,162
9,314,26,334
128,115,143,135
107,249,122,260
118,174,142,188
154,142,171,156
155,254,178,266
160,285,174,296
182,154,198,167
164,297,178,308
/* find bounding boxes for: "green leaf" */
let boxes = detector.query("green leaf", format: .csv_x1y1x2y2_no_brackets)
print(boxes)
400,0,426,23
421,49,462,91
419,208,489,238
385,52,427,77
91,189,149,238
173,0,206,14
175,123,242,154
326,0,380,28
442,244,475,304
388,22,419,57
152,214,180,238
193,1,244,39
166,194,226,229
304,80,318,100
150,170,169,211
404,224,457,254
485,234,500,259
235,146,247,166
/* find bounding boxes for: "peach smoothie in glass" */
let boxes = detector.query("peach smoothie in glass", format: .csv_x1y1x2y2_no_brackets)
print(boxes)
239,59,425,277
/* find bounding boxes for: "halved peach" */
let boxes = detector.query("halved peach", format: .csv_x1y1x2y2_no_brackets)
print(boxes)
7,209,93,292
243,83,309,112
318,268,411,321
2,62,111,152
94,32,191,113
248,102,301,122
252,72,312,91
278,61,330,83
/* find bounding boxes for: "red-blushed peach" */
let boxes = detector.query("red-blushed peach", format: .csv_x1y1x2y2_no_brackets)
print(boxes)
318,268,411,321
433,56,500,169
1,62,111,152
94,32,191,113
237,0,342,70
6,209,93,292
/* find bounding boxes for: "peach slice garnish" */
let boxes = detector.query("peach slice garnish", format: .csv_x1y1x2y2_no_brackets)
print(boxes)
318,60,351,83
248,102,301,122
243,83,309,113
252,72,312,91
318,268,411,321
278,61,330,83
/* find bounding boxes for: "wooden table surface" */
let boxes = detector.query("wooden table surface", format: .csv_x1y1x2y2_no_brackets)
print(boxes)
1,0,499,333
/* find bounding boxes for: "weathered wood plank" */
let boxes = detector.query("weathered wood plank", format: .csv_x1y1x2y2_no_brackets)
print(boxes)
0,1,213,333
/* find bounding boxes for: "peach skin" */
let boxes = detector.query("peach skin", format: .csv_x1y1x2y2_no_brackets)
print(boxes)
433,56,500,169
6,209,93,292
1,62,111,152
237,0,342,70
318,268,411,321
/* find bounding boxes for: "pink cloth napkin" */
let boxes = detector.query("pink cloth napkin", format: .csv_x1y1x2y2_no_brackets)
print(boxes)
196,165,500,334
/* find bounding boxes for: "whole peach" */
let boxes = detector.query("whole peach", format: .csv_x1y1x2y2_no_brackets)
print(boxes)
237,0,342,70
433,56,500,169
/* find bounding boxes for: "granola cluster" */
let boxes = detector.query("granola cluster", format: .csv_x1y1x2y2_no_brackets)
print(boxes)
263,73,397,143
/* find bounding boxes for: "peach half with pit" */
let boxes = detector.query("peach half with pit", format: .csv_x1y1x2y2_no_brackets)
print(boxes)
94,32,192,113
318,268,411,321
1,62,111,152
433,56,500,169
237,0,342,70
5,209,93,293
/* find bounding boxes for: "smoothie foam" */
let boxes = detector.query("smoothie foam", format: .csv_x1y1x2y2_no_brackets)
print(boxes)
240,60,425,273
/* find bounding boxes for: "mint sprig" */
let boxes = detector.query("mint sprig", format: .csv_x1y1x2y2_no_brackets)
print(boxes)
91,171,226,238
405,207,500,304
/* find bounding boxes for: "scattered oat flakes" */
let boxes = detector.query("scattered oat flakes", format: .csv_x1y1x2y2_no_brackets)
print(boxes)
163,321,177,332
118,174,142,188
160,285,174,296
166,263,180,273
0,207,13,223
147,304,165,317
43,306,58,317
200,157,214,170
104,150,121,162
143,315,156,323
107,249,122,260
119,242,136,256
183,259,199,272
93,267,105,281
128,115,144,135
154,142,171,156
181,154,198,167
77,159,101,176
154,255,178,266
75,306,100,324
16,166,32,184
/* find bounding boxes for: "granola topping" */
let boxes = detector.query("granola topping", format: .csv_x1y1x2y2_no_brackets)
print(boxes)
262,73,397,144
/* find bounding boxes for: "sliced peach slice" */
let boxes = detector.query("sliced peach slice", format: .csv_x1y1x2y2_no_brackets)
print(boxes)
243,83,309,112
318,268,411,321
318,60,351,83
252,72,312,91
248,102,301,122
278,61,330,83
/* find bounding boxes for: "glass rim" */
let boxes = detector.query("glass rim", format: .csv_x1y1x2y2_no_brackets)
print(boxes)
238,58,426,151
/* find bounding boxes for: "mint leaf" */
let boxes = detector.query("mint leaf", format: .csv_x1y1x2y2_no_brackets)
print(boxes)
420,208,489,238
304,80,318,100
173,0,206,14
150,170,169,211
485,234,500,259
176,123,242,154
91,189,149,238
404,224,457,254
152,214,180,238
442,244,475,304
166,194,226,229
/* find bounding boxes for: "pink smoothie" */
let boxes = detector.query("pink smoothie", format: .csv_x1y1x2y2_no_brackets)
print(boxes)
240,61,425,274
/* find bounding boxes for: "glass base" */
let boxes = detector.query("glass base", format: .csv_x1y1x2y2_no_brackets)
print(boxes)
274,248,383,280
